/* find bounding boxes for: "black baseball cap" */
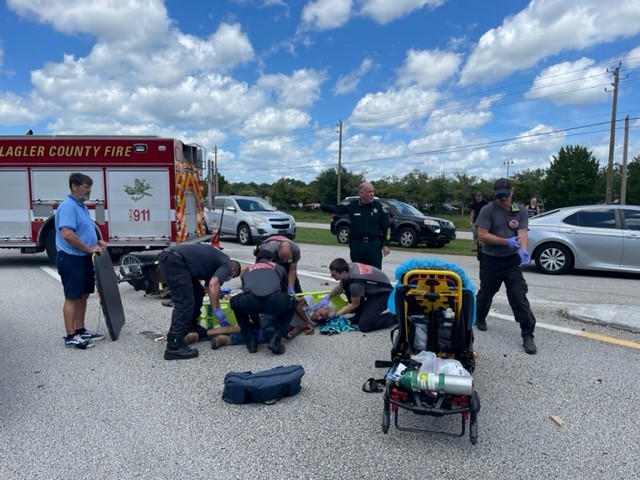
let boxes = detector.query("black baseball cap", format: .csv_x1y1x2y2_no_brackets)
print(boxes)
493,178,512,196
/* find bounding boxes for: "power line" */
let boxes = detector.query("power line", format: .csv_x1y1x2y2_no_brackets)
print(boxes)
245,117,640,172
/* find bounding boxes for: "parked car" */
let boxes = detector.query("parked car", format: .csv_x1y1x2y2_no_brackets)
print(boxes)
330,197,456,248
527,204,640,275
441,203,459,212
205,195,296,245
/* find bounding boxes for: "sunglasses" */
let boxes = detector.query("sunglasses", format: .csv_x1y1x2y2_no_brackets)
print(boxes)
495,192,510,199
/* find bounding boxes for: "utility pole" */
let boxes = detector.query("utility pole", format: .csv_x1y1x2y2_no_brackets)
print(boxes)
605,63,621,204
213,145,218,197
337,120,343,204
621,115,629,205
207,145,218,207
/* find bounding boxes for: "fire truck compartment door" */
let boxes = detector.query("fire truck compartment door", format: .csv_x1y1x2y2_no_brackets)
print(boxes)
106,169,170,239
31,169,104,203
0,169,31,238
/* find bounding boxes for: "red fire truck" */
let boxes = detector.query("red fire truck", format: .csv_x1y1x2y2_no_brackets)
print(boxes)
0,135,209,263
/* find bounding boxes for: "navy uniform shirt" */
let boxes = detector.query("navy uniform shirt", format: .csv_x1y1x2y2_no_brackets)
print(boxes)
170,244,232,286
321,200,390,245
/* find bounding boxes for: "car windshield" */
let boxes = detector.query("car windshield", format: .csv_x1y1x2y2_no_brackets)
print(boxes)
385,199,423,216
236,198,277,212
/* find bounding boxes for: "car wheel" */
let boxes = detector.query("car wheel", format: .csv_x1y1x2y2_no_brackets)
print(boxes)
237,224,253,245
336,225,350,244
398,228,418,248
534,243,572,275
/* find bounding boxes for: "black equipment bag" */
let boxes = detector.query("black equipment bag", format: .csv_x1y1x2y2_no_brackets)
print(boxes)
222,365,305,404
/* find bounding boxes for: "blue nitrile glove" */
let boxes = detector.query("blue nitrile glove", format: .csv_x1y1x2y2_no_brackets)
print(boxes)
288,286,295,295
314,294,331,310
215,309,230,327
506,236,521,249
518,248,530,267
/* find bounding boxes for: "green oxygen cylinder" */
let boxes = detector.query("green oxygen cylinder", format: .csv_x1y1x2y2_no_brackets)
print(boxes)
396,370,473,396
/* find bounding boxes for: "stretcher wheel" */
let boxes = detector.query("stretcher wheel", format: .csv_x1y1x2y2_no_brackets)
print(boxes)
469,391,480,445
382,399,390,434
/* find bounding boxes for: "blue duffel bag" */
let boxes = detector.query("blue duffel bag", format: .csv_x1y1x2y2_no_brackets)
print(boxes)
222,365,305,404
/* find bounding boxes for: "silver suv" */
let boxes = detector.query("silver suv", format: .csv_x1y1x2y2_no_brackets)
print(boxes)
206,195,296,245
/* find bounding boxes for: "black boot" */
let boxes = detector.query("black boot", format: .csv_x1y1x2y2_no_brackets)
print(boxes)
246,329,258,353
267,334,285,355
164,333,199,360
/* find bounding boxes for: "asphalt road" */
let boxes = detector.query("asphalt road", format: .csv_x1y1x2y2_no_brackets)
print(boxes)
0,244,638,480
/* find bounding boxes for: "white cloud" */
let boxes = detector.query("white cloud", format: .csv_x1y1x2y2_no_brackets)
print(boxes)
359,0,445,25
426,108,493,132
397,49,461,88
459,0,640,85
501,123,566,156
256,69,326,108
300,0,352,31
622,45,640,68
0,92,44,125
525,58,609,107
7,0,170,46
240,107,310,136
333,57,375,95
350,86,440,129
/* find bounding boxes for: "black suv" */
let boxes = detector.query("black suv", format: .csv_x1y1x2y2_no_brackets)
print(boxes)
329,197,456,248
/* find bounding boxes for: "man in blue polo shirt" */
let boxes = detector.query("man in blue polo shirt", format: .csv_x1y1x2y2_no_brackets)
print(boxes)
56,172,107,349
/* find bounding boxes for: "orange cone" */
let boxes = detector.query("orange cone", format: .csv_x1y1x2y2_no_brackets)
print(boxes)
210,218,222,249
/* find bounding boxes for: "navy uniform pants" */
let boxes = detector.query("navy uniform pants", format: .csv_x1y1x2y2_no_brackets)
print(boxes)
158,250,206,337
476,253,536,337
230,292,296,339
349,238,383,269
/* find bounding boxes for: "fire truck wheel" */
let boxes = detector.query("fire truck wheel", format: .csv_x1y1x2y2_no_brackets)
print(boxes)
45,229,57,264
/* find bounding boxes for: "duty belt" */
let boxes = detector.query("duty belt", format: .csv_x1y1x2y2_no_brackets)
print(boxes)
354,236,380,243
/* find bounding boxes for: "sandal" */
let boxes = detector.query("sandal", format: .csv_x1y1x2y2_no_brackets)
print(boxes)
286,325,305,339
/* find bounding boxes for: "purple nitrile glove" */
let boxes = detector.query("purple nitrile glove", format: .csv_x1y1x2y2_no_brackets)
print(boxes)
506,236,521,249
288,286,295,295
215,309,230,327
518,248,530,267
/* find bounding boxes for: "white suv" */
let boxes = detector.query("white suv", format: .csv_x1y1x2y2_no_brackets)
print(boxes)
206,195,296,245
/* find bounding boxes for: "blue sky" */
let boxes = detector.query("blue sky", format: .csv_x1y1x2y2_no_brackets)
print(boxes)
2,0,640,185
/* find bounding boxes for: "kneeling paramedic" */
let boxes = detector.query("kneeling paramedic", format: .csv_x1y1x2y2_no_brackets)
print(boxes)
230,250,297,355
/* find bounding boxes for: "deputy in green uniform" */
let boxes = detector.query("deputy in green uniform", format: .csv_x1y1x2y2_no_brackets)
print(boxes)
310,182,390,269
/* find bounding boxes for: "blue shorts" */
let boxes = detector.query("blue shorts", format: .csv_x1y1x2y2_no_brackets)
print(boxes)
57,251,95,300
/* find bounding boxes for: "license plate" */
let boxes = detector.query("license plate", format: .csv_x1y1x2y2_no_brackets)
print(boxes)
278,230,287,235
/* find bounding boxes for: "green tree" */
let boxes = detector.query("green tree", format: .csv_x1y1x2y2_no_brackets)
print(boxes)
542,145,600,209
309,167,363,204
270,178,310,209
625,156,640,205
424,174,450,213
511,168,546,207
449,172,477,214
400,170,430,206
373,175,401,199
